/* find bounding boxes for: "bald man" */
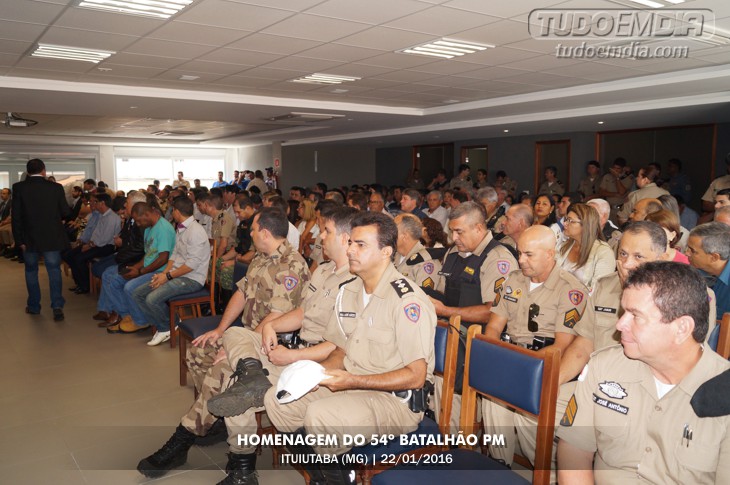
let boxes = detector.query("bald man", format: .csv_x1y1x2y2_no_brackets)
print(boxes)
715,206,730,226
629,197,662,223
483,225,588,472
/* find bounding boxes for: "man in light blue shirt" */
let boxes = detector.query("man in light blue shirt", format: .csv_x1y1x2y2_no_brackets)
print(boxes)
132,196,210,346
212,171,228,188
62,192,121,294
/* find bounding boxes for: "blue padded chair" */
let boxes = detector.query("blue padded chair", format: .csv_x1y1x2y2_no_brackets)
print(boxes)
167,239,218,349
372,325,561,485
349,316,460,484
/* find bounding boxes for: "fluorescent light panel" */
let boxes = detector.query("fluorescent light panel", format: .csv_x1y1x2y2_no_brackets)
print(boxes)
292,73,361,85
399,38,494,59
78,0,193,19
32,44,115,63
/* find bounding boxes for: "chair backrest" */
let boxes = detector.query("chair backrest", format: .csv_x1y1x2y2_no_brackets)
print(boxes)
718,313,730,360
207,238,218,314
434,316,460,435
459,325,560,485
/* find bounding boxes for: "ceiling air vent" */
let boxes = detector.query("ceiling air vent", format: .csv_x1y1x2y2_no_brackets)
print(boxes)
266,112,346,123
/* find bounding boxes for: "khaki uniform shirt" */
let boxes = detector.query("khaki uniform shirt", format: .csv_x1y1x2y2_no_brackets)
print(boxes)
448,177,473,193
436,232,517,305
492,264,587,346
557,345,730,485
324,264,436,383
496,178,517,197
309,234,326,265
211,210,235,252
617,183,669,222
235,241,310,329
299,261,353,344
579,273,718,350
577,176,600,198
395,241,442,291
702,174,730,203
538,180,565,197
599,173,634,207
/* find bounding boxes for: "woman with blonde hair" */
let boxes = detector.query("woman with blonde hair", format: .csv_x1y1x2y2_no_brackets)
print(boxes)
296,198,319,254
645,209,689,264
556,203,615,292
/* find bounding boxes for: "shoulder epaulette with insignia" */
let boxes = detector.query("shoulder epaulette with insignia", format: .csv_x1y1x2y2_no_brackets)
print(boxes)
391,278,414,297
339,276,357,289
406,253,425,266
691,368,730,417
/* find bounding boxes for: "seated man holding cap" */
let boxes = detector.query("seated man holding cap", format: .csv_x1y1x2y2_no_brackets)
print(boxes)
263,212,437,485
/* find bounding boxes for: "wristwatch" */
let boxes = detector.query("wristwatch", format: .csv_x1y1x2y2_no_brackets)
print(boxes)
166,272,173,281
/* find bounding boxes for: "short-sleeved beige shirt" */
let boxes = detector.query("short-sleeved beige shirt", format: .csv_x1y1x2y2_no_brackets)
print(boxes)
299,261,353,344
395,241,442,291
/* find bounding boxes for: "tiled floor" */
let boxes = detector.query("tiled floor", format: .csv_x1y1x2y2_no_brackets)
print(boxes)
0,258,302,484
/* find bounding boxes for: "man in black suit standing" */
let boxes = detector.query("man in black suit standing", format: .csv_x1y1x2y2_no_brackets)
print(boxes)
12,159,71,321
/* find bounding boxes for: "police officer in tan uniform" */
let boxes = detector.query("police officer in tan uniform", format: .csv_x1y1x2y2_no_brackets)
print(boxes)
539,166,565,198
557,262,730,485
560,221,718,385
483,224,588,468
137,207,310,483
308,200,340,270
203,192,235,253
394,213,443,291
617,165,669,225
264,212,436,485
430,201,518,431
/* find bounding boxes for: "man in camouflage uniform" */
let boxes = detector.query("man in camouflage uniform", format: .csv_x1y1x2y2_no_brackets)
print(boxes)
394,213,442,291
137,207,310,484
203,192,235,254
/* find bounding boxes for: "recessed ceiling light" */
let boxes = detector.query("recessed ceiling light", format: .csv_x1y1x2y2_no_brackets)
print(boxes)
129,106,138,109
77,0,193,19
598,121,605,125
330,88,349,94
292,73,360,85
97,67,112,71
31,44,115,63
399,38,494,59
503,129,510,133
443,99,460,104
179,75,200,81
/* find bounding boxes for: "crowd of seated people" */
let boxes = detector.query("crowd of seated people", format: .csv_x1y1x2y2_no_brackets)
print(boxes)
5,154,730,485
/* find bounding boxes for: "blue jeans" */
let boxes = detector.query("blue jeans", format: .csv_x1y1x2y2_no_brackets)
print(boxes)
97,266,153,324
132,277,202,332
92,254,117,279
23,250,64,312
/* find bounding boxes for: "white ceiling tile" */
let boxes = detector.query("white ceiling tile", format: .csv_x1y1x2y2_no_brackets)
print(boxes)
359,52,437,69
384,82,442,93
351,78,404,89
0,20,47,42
295,44,385,63
697,51,730,64
372,70,439,83
502,54,581,71
149,22,250,47
258,81,323,93
212,75,279,88
324,63,395,77
54,7,163,36
542,61,624,77
234,66,307,80
175,0,294,31
451,19,530,47
457,65,532,80
458,46,541,65
227,33,321,55
125,38,216,58
506,38,583,55
622,58,715,73
305,0,430,25
40,27,137,51
0,52,18,66
383,6,501,36
261,56,344,72
154,70,227,83
409,61,482,75
0,0,65,24
91,64,166,78
197,48,282,66
497,71,584,87
170,60,248,76
100,52,186,69
413,75,484,87
262,14,371,42
229,0,326,10
14,56,96,73
0,39,33,55
442,0,562,19
337,26,434,50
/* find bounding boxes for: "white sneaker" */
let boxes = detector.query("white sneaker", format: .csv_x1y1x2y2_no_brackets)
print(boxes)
147,331,171,346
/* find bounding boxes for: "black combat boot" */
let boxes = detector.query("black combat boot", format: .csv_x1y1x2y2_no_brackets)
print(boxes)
137,424,196,478
193,418,227,446
207,358,271,417
322,456,357,485
286,428,326,485
217,453,258,485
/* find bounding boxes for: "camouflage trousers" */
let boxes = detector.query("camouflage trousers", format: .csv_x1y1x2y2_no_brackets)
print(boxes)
180,340,232,437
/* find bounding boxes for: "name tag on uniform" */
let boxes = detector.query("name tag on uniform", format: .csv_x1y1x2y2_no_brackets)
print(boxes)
339,312,356,318
504,295,518,302
595,306,617,314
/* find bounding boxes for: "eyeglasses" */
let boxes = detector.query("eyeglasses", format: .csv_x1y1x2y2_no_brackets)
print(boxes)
528,303,540,332
564,218,582,225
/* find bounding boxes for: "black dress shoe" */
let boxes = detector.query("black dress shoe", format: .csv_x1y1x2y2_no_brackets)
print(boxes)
74,288,90,295
69,286,79,292
25,307,40,315
53,308,65,322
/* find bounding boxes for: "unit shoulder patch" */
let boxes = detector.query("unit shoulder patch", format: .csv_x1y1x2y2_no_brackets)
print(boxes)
283,276,299,291
404,303,421,323
568,290,584,306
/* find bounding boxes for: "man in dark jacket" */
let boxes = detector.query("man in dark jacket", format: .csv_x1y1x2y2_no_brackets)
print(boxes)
12,159,71,321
